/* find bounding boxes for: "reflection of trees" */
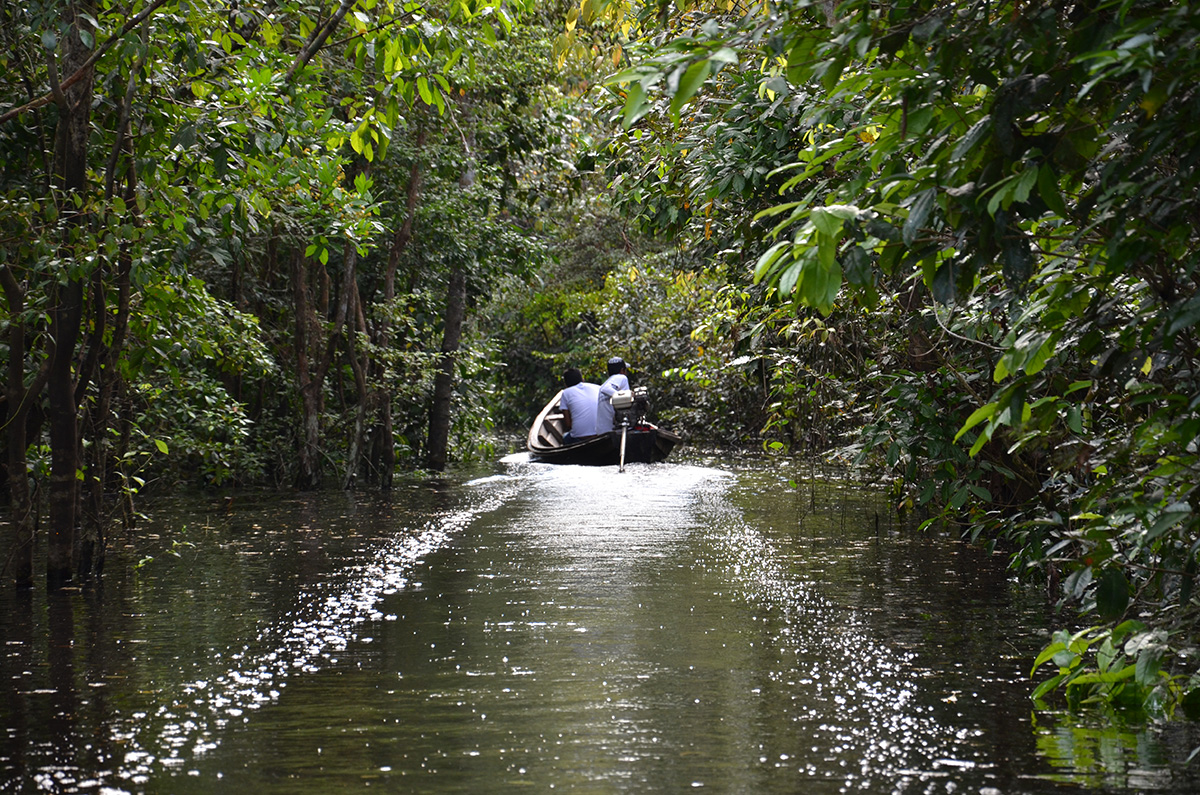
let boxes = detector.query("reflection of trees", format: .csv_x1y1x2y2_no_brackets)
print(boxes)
2,591,35,784
1032,715,1194,790
47,594,80,781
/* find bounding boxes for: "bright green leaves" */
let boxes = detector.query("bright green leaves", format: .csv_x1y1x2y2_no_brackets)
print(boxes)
752,204,860,315
669,59,711,121
810,204,859,237
1030,621,1184,716
413,74,451,114
994,330,1060,382
349,110,381,161
954,402,996,444
594,0,1200,728
608,43,738,128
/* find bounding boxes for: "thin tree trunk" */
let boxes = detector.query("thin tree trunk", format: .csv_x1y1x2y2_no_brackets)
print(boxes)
46,280,84,589
292,218,358,488
426,267,467,471
377,132,425,486
81,24,139,566
343,257,369,490
80,191,134,578
293,249,322,489
76,261,107,578
0,268,49,590
426,117,474,472
46,1,95,589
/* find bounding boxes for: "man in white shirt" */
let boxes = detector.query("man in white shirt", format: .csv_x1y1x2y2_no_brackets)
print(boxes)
595,357,630,433
559,368,600,440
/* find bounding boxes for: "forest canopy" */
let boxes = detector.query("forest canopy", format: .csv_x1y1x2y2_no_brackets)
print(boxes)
3,0,1200,721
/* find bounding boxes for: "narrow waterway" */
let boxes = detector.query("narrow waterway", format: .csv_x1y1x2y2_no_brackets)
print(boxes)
2,456,1199,793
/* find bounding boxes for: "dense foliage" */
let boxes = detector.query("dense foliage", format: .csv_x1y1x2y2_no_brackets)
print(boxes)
0,0,572,586
566,0,1200,720
4,0,1200,729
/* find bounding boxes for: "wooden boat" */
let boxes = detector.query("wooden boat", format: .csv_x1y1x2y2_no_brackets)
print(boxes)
526,389,681,466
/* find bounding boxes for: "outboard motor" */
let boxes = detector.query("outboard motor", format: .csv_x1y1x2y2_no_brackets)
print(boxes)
610,386,651,428
610,386,651,473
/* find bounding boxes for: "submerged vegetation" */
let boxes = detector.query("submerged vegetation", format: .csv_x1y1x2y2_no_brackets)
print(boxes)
3,0,1200,726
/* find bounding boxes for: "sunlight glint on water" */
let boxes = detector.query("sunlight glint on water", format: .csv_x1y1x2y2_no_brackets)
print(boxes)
99,475,527,789
5,457,1199,793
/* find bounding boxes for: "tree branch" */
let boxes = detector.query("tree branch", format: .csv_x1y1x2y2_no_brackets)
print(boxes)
284,0,355,85
0,0,171,127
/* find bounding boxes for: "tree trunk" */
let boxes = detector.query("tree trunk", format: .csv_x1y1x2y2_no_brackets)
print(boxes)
426,267,467,471
80,218,133,579
46,2,95,589
426,117,474,472
46,280,84,589
292,220,358,488
76,264,106,579
292,249,323,489
0,269,47,590
376,133,425,486
343,254,369,490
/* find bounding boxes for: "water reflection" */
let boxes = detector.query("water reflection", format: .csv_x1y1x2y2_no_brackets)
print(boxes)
2,459,1199,793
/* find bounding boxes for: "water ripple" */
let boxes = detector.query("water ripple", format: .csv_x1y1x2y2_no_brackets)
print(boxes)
88,476,528,791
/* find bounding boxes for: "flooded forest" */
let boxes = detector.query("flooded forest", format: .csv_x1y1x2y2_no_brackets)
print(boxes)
4,1,1200,792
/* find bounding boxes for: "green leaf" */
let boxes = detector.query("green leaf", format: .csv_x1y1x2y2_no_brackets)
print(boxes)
993,354,1010,383
801,259,841,315
1146,503,1191,541
1032,640,1068,675
1095,568,1129,620
753,241,791,283
710,47,739,65
842,245,871,286
155,439,169,454
1167,296,1200,336
1032,671,1069,701
931,259,957,304
968,427,991,457
417,76,433,106
1067,664,1136,686
810,205,857,237
1000,230,1033,287
1037,164,1069,217
951,118,991,162
622,82,649,129
1180,689,1200,721
1135,646,1163,687
955,402,998,442
1025,334,1056,375
778,258,802,297
1012,166,1038,204
903,188,936,247
669,59,711,121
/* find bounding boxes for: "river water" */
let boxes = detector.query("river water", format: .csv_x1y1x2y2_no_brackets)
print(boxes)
2,455,1199,793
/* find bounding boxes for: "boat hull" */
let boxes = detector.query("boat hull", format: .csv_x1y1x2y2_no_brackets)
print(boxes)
526,391,681,466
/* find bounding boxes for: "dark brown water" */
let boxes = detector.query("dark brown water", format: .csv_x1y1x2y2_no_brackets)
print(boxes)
3,456,1199,793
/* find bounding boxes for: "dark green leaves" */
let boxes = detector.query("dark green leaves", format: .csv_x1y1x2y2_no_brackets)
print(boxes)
903,188,936,247
1095,568,1129,620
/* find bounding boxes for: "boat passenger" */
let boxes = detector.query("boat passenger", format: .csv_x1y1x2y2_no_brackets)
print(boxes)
595,356,631,433
559,367,600,440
